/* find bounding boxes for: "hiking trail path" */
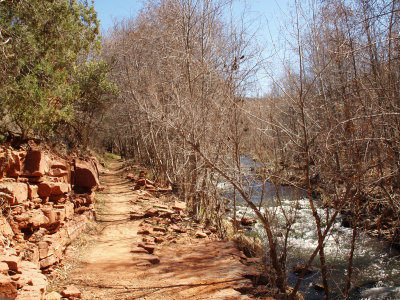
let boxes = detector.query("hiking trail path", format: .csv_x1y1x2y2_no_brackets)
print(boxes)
52,160,255,299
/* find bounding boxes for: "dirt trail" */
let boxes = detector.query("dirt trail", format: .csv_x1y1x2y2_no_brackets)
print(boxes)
53,160,255,299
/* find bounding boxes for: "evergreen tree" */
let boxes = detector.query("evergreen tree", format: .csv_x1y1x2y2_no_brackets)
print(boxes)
0,0,101,138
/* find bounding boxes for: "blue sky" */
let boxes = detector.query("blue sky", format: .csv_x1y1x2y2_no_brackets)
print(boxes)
93,0,143,30
93,0,286,33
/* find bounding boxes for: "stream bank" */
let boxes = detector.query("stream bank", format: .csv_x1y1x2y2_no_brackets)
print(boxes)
224,156,400,300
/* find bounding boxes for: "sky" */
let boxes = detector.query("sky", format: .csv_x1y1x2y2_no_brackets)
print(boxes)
93,0,286,35
93,0,143,30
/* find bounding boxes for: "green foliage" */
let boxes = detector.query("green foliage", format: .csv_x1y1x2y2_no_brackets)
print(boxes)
74,59,118,113
73,59,119,146
0,0,100,138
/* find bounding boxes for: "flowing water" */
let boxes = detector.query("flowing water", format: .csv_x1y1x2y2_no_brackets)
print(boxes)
224,157,400,299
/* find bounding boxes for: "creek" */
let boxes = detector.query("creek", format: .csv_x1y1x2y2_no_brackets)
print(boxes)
224,156,400,299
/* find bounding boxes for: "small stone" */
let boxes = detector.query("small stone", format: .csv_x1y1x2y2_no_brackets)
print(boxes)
241,217,257,226
195,231,207,238
144,208,158,217
130,212,145,220
172,201,186,211
154,237,164,243
137,243,156,254
152,226,167,232
62,285,81,298
137,228,151,235
169,224,186,233
45,291,62,300
208,226,217,232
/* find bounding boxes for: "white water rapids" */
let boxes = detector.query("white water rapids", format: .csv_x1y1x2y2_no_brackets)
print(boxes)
222,157,400,299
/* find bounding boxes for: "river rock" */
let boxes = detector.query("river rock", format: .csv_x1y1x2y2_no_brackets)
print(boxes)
241,217,257,226
292,264,314,276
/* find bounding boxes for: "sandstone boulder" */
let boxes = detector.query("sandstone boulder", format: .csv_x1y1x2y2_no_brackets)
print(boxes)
0,273,18,299
6,151,23,178
30,210,50,228
41,207,58,224
137,242,156,254
65,202,74,219
22,150,49,177
16,285,43,300
48,159,71,184
50,160,69,171
0,182,28,205
73,159,99,191
0,254,21,271
38,182,71,198
27,184,38,200
0,216,14,237
144,208,158,217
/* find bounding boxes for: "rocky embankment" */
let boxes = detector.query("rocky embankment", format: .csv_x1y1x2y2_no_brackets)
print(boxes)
0,142,100,299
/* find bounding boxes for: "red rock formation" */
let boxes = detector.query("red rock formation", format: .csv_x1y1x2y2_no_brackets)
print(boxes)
73,159,99,191
0,143,99,299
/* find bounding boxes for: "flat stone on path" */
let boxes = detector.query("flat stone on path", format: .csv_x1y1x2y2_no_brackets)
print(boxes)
137,242,156,254
169,224,187,233
62,285,81,298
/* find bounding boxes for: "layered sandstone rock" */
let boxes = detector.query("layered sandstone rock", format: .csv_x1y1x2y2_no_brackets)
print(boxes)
73,159,99,191
0,143,99,299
